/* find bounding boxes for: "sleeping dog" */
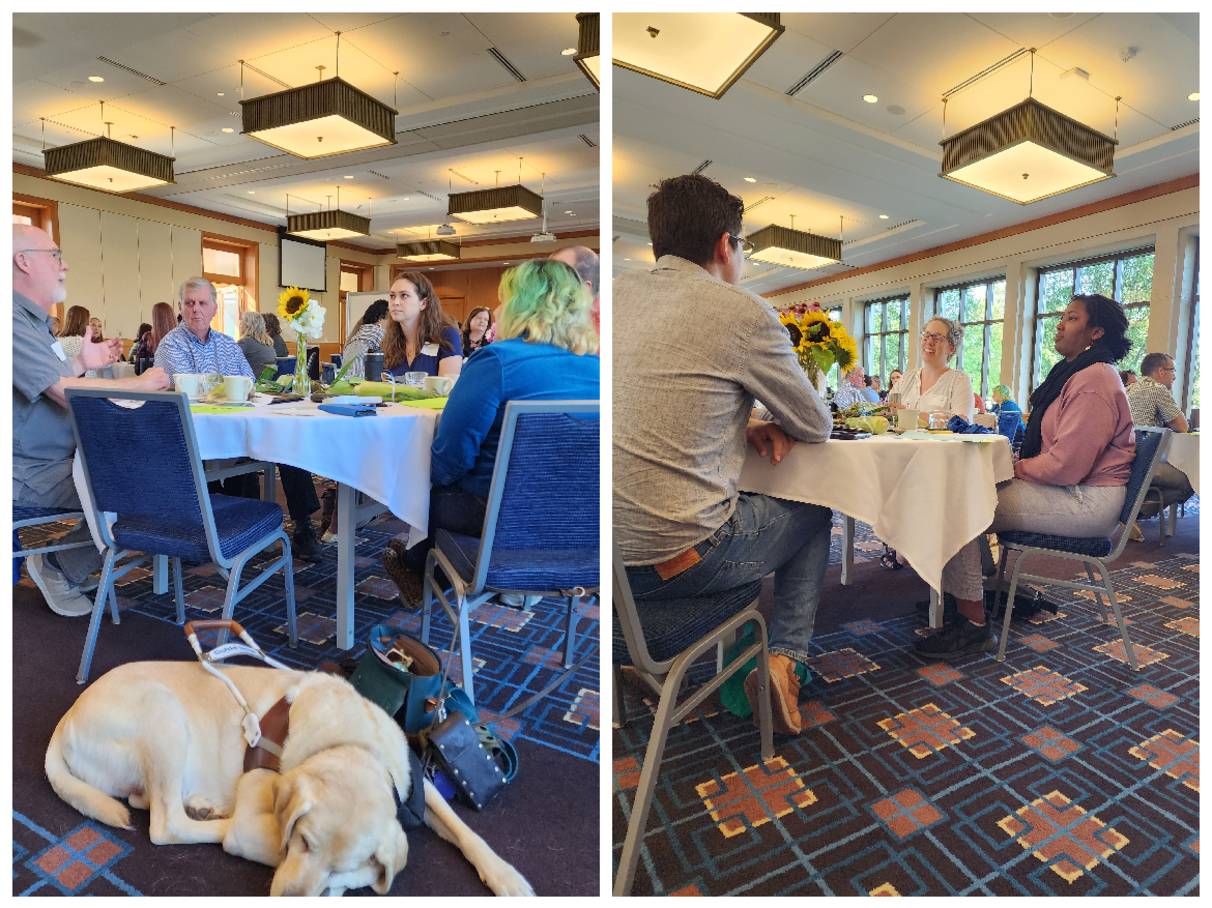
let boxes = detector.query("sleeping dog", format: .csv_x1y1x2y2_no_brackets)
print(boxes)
45,661,533,896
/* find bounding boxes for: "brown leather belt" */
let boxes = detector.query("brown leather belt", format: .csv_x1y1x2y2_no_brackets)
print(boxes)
244,697,290,773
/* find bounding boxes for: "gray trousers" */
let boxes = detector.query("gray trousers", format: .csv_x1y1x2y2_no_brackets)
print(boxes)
942,479,1126,601
15,472,102,585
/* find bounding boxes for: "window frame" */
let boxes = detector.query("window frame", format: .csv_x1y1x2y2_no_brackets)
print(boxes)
201,233,259,337
932,275,1006,400
1031,246,1155,392
14,194,62,320
1181,238,1199,412
338,260,374,339
862,295,909,385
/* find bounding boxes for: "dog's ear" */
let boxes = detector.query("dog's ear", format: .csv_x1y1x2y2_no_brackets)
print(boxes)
371,823,408,895
275,775,315,854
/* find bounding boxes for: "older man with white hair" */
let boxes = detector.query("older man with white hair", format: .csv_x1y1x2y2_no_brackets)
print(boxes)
13,224,171,616
549,245,600,332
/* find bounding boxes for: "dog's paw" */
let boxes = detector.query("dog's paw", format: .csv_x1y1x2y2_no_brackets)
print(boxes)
481,862,534,897
184,795,226,821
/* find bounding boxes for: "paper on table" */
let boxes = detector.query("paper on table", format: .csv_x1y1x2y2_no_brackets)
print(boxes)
398,398,447,410
189,404,249,415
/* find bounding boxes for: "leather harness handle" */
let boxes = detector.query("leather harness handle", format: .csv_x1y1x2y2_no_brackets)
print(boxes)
184,619,246,637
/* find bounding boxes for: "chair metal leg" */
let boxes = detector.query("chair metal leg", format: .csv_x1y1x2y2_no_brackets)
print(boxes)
991,547,1010,620
77,549,118,685
613,656,691,896
108,584,121,625
152,553,168,594
457,594,475,706
996,553,1025,663
420,552,436,645
1169,502,1178,537
752,615,774,763
171,557,186,625
1083,563,1106,623
1096,560,1137,670
613,664,627,729
563,595,578,667
217,555,249,645
840,515,855,586
281,535,297,646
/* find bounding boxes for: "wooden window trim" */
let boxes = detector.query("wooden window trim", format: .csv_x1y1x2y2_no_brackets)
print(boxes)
14,193,63,319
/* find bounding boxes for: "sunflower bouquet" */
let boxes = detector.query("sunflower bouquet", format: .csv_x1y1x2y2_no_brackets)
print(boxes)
778,307,858,387
277,286,326,394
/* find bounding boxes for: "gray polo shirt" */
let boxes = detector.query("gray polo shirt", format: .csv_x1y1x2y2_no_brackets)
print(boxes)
613,255,832,565
13,291,78,504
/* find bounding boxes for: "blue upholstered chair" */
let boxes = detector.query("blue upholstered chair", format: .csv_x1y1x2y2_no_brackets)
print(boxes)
420,400,599,706
612,542,774,896
65,388,297,684
275,356,296,378
991,427,1171,668
996,409,1024,449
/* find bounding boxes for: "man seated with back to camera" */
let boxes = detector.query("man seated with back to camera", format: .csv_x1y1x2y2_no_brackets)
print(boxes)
13,224,172,617
614,174,834,736
155,277,324,560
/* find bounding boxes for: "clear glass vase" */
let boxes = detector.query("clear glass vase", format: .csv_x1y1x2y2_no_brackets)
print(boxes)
294,335,311,396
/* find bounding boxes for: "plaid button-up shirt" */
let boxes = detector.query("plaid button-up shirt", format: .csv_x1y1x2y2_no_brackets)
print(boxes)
1127,376,1183,428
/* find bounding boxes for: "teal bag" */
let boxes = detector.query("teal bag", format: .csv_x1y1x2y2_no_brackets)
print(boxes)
718,623,810,719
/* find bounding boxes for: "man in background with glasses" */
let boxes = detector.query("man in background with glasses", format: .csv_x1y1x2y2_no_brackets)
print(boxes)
613,174,834,736
12,224,170,617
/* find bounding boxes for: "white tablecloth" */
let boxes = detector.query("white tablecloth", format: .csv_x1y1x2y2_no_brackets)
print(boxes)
739,432,1015,593
192,397,438,536
1165,432,1200,495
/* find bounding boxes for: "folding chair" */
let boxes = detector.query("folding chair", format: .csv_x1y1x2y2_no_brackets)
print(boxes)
66,388,297,684
612,542,774,896
420,400,599,706
991,427,1171,668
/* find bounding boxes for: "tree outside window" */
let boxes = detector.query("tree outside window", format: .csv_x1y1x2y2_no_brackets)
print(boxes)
863,296,908,387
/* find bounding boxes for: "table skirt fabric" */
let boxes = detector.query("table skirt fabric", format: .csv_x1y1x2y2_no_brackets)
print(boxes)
1165,432,1200,495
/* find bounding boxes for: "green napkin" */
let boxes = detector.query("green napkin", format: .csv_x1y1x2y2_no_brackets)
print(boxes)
398,398,447,410
190,404,248,415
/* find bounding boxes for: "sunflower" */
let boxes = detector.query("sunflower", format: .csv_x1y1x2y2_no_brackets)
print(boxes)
278,286,310,321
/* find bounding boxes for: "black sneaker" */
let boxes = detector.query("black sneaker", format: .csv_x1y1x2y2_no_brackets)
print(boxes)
913,617,997,659
292,525,322,562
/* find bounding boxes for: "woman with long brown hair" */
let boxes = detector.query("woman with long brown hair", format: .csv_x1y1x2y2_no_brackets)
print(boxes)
59,305,91,360
381,272,463,378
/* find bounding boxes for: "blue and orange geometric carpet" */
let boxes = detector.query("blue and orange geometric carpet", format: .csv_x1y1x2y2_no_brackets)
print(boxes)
613,516,1199,896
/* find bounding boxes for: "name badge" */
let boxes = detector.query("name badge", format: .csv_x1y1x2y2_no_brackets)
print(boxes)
420,343,439,356
51,341,67,362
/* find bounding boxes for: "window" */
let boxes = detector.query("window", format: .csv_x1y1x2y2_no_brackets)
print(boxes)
1033,248,1154,390
202,235,258,339
823,307,843,390
863,296,909,385
1184,239,1199,411
15,195,61,318
935,276,1006,399
338,261,373,338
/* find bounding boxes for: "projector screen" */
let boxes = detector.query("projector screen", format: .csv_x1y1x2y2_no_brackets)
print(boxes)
279,233,327,292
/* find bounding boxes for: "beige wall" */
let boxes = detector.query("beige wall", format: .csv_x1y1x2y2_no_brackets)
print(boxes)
15,172,380,343
768,185,1200,402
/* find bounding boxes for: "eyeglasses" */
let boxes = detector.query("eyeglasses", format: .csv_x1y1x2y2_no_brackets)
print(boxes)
920,331,949,344
16,248,63,261
728,234,754,255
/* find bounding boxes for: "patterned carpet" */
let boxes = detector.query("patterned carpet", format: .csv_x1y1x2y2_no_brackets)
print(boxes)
14,510,599,896
613,515,1199,896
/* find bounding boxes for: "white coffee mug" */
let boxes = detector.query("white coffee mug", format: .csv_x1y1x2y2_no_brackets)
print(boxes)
174,373,206,400
424,375,454,396
897,408,920,431
223,374,254,402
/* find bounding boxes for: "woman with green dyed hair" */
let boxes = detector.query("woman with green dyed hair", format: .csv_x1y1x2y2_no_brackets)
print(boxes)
381,258,600,597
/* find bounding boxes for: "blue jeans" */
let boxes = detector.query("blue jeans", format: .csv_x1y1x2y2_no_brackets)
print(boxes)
626,493,833,665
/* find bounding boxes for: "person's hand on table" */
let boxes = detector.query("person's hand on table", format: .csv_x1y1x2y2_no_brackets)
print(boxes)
77,326,123,371
747,421,796,465
133,367,171,391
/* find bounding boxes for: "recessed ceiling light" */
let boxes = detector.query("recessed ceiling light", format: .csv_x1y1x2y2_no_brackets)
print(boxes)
1189,92,1200,101
879,214,889,219
624,257,631,261
247,190,255,194
216,92,225,97
863,94,879,104
343,175,354,179
402,196,410,201
503,262,511,265
564,209,575,215
647,242,653,246
743,176,757,183
88,75,105,83
561,47,577,57
221,127,235,133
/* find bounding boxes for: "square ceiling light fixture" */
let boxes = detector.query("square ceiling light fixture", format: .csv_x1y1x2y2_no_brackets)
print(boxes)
940,97,1116,204
614,13,783,99
397,240,460,262
747,224,842,271
574,13,600,89
448,184,543,225
241,78,397,159
287,208,371,241
43,136,174,194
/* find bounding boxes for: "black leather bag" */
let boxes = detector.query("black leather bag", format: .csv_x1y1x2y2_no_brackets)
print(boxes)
422,714,516,811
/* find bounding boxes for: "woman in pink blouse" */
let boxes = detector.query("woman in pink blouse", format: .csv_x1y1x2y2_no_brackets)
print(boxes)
916,293,1135,658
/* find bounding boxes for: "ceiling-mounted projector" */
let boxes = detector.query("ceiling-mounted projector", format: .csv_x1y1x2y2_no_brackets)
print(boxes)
435,223,456,236
530,230,557,243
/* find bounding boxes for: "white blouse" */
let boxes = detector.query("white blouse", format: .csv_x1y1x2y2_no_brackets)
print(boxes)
893,367,974,421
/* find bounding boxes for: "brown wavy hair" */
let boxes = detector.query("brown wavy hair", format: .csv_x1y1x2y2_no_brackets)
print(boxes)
150,301,176,352
382,272,455,370
63,305,90,337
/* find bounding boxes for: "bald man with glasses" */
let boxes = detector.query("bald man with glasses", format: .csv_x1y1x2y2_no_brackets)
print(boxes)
13,224,170,617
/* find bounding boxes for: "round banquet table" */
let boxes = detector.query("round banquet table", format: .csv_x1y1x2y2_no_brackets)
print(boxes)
738,431,1015,596
1164,432,1200,495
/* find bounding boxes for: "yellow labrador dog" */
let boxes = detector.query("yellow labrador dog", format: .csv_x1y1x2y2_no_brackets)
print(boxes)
45,661,533,896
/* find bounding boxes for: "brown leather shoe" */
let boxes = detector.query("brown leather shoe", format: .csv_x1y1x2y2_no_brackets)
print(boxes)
744,653,802,735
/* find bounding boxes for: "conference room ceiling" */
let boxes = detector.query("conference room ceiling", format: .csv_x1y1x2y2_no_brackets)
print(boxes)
613,12,1199,295
13,12,600,249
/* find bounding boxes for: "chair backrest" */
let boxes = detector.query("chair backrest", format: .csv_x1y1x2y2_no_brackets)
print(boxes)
65,389,224,559
471,400,599,593
996,409,1022,442
1107,426,1171,559
612,540,668,676
275,357,296,378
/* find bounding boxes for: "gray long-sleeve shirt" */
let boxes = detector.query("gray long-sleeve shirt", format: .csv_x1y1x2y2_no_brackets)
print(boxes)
613,256,832,565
